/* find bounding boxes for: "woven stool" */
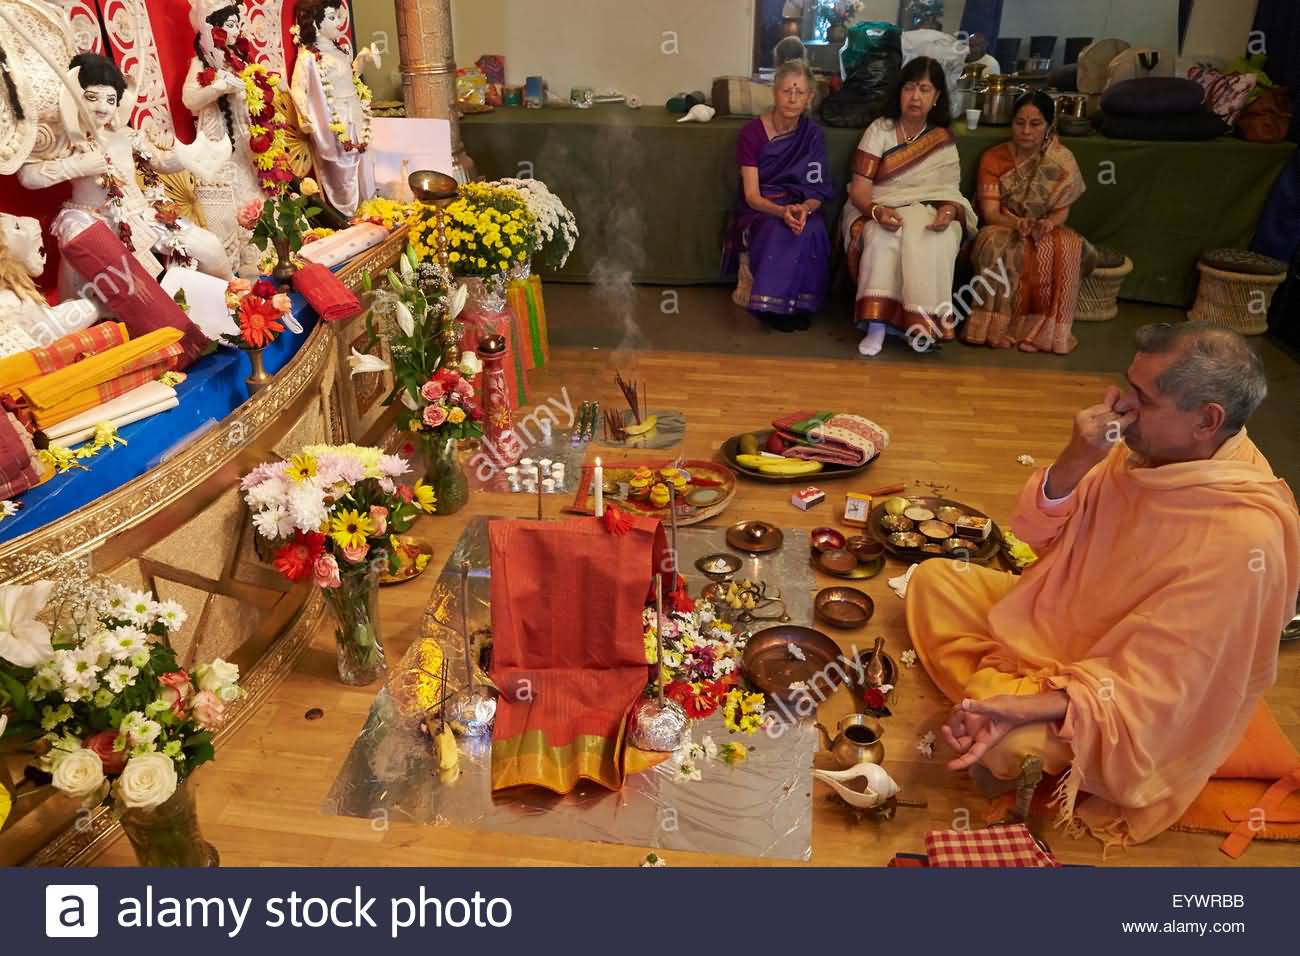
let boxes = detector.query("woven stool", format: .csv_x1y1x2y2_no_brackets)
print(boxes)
1187,249,1288,335
1075,247,1132,322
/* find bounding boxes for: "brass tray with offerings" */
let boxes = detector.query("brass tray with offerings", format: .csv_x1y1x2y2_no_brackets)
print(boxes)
867,495,1003,564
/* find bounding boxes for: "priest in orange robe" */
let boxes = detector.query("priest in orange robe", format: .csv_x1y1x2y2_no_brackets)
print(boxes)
907,322,1300,849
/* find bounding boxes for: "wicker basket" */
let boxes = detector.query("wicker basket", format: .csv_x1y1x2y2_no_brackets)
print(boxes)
1187,261,1286,335
1075,256,1133,322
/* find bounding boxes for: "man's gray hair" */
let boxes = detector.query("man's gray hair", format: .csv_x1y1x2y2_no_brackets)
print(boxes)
1134,321,1268,434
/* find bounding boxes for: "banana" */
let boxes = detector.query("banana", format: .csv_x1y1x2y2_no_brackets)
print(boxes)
623,415,658,436
734,454,823,476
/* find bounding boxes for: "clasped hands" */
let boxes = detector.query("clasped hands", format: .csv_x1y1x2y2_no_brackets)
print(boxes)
871,204,954,233
782,201,815,235
1017,216,1055,242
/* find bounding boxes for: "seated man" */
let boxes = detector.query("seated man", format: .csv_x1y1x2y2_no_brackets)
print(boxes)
907,321,1300,849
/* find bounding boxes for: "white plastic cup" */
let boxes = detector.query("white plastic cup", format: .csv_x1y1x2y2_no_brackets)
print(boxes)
966,108,981,131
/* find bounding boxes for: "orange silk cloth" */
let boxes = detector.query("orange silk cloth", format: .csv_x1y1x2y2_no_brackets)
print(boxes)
0,322,130,395
18,329,183,413
907,429,1300,848
488,514,668,794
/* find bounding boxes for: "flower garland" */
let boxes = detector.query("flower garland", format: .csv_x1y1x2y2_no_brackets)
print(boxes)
355,197,422,230
0,499,19,521
37,423,127,474
132,147,193,269
199,33,294,196
290,24,372,153
96,162,131,249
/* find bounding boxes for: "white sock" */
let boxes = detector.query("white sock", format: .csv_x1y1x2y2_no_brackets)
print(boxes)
858,322,886,357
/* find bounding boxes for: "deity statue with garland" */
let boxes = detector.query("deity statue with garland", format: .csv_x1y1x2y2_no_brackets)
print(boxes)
16,52,233,302
182,0,295,274
290,0,378,217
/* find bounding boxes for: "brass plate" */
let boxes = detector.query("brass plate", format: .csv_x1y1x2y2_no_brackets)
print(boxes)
869,496,1002,564
742,625,846,701
380,538,434,586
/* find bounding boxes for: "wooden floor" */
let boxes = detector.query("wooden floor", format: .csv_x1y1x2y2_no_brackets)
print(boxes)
91,348,1300,867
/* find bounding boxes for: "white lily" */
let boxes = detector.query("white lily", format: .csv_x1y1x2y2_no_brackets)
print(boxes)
400,391,419,411
399,249,416,282
348,348,390,376
0,713,8,738
0,580,55,668
394,301,416,337
448,282,469,320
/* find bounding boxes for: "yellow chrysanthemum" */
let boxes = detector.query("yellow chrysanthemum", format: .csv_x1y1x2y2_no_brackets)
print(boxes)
412,481,437,514
288,453,317,482
329,509,375,550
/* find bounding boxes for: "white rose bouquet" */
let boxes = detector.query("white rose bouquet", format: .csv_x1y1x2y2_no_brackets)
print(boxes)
0,575,241,817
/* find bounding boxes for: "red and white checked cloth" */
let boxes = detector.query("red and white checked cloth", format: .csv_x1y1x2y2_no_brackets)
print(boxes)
924,824,1060,868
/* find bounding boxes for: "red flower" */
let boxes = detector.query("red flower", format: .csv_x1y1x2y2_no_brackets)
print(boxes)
198,67,218,88
396,485,414,503
469,406,483,422
239,296,285,347
84,730,127,775
666,680,722,719
273,531,325,582
434,367,460,387
863,687,886,711
210,26,229,48
252,278,276,298
250,134,271,154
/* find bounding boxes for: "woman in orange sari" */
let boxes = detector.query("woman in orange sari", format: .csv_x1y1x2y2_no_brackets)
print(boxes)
963,92,1092,354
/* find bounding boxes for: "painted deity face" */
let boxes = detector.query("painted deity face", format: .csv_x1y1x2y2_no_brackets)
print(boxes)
0,215,46,277
318,4,347,43
81,84,119,130
220,12,241,35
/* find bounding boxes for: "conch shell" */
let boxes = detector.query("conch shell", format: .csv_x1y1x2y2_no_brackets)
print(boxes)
812,761,900,809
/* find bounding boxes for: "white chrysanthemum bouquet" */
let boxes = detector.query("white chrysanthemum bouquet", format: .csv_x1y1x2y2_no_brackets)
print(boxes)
496,178,579,270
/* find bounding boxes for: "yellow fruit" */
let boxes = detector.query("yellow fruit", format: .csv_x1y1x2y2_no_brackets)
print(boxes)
623,415,658,436
885,497,910,516
738,434,759,456
757,459,823,476
735,454,768,469
437,725,459,771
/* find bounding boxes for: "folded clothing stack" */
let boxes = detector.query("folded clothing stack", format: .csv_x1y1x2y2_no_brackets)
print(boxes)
18,328,185,431
1100,77,1230,140
0,409,42,498
38,380,179,447
292,262,363,323
0,322,129,398
770,410,890,466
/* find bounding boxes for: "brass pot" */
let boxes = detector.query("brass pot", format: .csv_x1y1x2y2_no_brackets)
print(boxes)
816,713,885,769
1055,93,1087,119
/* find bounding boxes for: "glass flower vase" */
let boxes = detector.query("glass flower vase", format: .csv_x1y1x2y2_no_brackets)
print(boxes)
419,432,469,516
119,776,219,868
322,565,387,685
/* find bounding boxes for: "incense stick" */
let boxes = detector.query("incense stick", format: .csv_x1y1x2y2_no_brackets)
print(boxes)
654,573,665,706
459,560,474,693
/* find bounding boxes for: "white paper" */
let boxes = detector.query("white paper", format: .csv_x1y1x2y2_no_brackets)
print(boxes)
159,267,239,341
369,117,454,198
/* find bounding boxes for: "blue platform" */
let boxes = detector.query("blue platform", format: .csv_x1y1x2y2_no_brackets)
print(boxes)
0,297,318,544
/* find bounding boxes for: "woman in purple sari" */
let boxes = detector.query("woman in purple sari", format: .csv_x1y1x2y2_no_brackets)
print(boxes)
725,60,833,332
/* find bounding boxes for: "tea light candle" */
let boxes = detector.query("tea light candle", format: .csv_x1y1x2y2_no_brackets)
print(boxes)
520,457,534,471
542,478,555,493
593,456,604,517
522,478,536,493
504,466,519,480
539,458,553,475
551,463,566,483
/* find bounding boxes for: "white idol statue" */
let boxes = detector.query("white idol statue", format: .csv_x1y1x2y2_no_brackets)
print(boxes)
290,0,377,217
0,212,100,354
16,52,233,303
183,0,293,274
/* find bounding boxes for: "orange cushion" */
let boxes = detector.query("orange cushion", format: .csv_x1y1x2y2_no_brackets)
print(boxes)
1214,701,1300,780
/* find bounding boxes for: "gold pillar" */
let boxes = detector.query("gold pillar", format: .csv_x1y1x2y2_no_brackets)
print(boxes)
395,0,477,180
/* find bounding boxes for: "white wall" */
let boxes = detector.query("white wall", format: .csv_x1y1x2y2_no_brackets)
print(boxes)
352,0,1256,105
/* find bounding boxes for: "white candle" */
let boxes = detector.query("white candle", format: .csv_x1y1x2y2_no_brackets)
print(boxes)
593,456,604,517
539,457,553,475
551,463,566,482
542,478,556,493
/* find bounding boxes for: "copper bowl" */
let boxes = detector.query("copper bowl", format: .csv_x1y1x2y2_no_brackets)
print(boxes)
810,527,847,554
408,169,459,202
816,548,859,575
742,625,846,701
846,535,885,561
814,586,875,629
935,506,964,524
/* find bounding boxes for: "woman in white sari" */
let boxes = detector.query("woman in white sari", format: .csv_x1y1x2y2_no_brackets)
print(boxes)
843,57,977,356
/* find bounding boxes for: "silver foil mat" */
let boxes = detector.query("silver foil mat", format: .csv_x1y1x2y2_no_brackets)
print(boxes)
465,427,589,494
321,517,818,861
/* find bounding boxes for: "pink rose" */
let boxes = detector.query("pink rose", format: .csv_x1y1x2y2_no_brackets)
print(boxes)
313,552,341,589
341,542,369,563
84,730,127,776
191,690,227,731
454,379,474,399
236,198,265,229
420,380,445,402
369,505,389,536
422,403,448,427
271,293,292,313
227,277,253,296
158,671,194,717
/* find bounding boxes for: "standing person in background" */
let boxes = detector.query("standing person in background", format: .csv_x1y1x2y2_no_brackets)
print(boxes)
724,59,834,333
965,32,1001,75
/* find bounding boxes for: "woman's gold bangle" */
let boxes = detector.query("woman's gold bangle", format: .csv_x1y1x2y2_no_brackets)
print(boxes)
870,205,882,223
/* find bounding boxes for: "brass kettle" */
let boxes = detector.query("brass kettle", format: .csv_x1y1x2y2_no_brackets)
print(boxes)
816,713,885,769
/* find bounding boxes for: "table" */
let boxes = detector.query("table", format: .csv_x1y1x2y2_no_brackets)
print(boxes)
460,105,1296,307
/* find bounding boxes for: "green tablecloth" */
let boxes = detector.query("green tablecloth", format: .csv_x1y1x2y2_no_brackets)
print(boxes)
461,105,1295,307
